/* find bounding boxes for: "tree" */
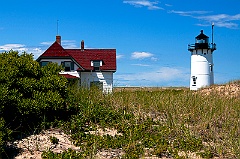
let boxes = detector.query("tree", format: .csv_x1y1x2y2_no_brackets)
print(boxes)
0,51,69,152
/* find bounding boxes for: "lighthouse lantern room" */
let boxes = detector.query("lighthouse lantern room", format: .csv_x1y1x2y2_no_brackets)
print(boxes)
188,29,216,90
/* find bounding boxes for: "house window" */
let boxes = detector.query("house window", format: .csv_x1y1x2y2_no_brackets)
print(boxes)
91,60,102,71
61,61,74,71
40,61,51,66
90,81,103,91
192,76,197,86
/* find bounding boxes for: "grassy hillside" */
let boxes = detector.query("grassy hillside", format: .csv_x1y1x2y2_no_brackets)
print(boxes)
3,82,240,158
41,82,239,158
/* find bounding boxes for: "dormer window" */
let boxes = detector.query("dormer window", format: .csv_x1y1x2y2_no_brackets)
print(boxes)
61,61,74,71
91,60,102,71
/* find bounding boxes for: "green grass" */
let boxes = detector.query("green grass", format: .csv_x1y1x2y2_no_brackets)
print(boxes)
41,83,240,158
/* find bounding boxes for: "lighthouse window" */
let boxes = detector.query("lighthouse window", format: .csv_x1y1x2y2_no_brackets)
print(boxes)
210,65,213,72
192,76,197,86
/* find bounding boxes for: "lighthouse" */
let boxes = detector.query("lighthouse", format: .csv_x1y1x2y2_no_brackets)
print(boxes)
188,28,216,90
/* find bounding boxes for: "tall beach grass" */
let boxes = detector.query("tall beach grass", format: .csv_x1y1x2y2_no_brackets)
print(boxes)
55,82,239,158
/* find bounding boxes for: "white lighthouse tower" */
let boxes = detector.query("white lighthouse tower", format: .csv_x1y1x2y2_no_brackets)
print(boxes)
188,28,216,90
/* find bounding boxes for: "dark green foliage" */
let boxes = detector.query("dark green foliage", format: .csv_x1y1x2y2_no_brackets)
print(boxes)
50,136,59,145
42,149,82,159
0,51,69,154
0,118,12,153
172,125,203,152
198,150,214,159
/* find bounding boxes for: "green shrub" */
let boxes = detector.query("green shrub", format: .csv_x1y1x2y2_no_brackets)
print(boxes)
50,136,59,145
0,51,69,128
0,118,12,153
42,149,82,159
0,51,70,154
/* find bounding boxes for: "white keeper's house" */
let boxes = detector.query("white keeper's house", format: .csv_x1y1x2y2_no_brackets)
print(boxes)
37,35,116,93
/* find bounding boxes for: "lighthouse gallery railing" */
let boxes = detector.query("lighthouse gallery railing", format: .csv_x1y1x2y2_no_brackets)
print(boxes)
188,43,216,51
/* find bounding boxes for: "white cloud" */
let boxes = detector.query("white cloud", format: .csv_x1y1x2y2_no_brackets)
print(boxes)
117,54,124,59
40,41,53,46
131,63,150,67
196,14,240,29
124,1,240,29
0,44,27,52
29,47,44,59
62,40,77,48
41,40,77,49
131,51,153,59
197,14,240,22
150,57,158,61
170,10,240,29
214,22,238,29
114,67,189,86
0,39,81,59
0,43,45,59
123,0,163,10
165,4,172,7
169,10,211,16
155,67,187,80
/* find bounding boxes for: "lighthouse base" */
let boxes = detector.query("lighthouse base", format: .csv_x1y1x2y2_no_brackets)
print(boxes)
190,75,212,90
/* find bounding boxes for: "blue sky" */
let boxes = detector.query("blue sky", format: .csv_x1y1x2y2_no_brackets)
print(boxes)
1,0,240,87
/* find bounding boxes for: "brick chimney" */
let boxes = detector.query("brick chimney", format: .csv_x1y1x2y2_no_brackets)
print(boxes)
81,40,84,51
56,35,61,45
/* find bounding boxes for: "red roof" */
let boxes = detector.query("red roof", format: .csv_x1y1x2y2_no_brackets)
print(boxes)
59,74,79,79
40,41,69,57
67,49,116,71
37,37,116,72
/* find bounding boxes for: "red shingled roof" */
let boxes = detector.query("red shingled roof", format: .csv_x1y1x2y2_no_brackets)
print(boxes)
40,41,69,57
66,49,116,71
59,74,79,79
37,38,116,72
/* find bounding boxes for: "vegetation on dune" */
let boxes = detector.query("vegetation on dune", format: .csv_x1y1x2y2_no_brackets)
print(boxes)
41,85,240,158
0,51,71,155
0,51,239,158
58,87,239,158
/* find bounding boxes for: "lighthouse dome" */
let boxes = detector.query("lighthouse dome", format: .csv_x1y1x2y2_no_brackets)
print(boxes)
195,30,209,44
194,30,209,49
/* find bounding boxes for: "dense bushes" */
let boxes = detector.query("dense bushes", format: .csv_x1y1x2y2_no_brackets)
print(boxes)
0,51,69,153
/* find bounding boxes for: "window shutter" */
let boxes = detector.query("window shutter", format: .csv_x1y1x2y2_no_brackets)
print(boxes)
61,61,64,66
71,62,74,70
